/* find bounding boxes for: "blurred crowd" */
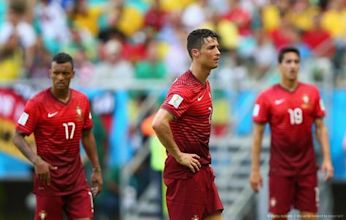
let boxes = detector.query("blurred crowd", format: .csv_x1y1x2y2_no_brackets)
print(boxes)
2,0,346,219
1,0,346,87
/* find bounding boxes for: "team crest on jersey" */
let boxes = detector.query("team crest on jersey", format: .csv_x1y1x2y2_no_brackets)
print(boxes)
301,95,310,109
39,210,47,220
76,106,83,120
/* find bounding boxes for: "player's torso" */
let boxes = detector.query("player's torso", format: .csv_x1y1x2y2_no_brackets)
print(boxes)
35,91,88,158
268,84,317,132
173,82,213,145
266,84,319,175
181,83,213,127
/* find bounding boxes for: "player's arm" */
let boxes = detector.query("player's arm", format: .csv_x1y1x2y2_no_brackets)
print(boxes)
152,108,201,173
13,131,39,164
315,118,333,180
250,122,265,192
13,131,57,185
82,129,103,195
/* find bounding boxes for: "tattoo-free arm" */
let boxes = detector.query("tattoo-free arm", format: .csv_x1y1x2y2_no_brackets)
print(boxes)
152,109,201,173
315,118,333,180
250,122,265,192
13,131,40,165
13,131,56,185
82,129,103,195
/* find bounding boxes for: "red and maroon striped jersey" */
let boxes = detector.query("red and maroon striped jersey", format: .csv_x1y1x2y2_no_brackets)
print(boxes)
253,82,325,176
161,70,213,179
16,88,92,195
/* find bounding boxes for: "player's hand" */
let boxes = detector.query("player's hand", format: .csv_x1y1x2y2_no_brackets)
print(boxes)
321,159,334,181
249,170,262,192
176,153,201,173
91,168,103,196
34,157,58,186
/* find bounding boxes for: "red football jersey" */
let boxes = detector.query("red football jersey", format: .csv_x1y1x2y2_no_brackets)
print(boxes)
253,83,325,176
161,70,213,179
16,88,93,195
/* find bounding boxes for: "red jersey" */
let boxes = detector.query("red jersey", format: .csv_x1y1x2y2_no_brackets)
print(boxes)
253,83,325,176
161,70,213,179
16,88,93,195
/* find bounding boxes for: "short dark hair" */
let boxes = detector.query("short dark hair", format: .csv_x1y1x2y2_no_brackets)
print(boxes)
187,29,219,58
9,0,27,15
52,52,74,69
278,47,300,63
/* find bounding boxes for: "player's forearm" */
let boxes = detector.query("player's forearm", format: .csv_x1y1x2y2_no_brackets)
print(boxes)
82,131,101,170
316,124,332,162
251,143,262,172
13,132,40,165
251,124,264,172
152,121,182,161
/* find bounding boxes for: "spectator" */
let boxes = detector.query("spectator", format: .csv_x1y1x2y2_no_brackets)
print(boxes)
302,14,335,58
68,0,104,36
0,34,23,82
144,0,167,32
93,39,134,86
134,39,167,80
222,0,252,36
0,0,36,70
27,37,51,79
34,0,70,54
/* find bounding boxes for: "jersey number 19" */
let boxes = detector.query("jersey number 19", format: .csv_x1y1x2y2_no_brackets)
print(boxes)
288,108,303,125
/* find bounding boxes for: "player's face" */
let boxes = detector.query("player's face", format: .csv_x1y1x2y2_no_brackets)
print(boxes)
279,52,300,82
49,62,74,90
198,37,221,69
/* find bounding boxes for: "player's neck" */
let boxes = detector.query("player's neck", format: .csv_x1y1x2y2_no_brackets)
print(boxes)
189,63,210,84
280,80,299,92
50,88,71,103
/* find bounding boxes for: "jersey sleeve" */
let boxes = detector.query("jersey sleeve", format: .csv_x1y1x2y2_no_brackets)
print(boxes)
161,85,194,119
16,99,39,135
83,98,93,130
253,92,270,123
312,87,325,118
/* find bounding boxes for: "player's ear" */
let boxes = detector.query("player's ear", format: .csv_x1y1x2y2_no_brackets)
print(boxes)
191,48,199,58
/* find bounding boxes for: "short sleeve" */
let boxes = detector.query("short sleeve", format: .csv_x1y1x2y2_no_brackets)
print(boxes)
161,85,194,119
83,98,93,130
312,88,325,118
253,92,270,123
16,99,39,135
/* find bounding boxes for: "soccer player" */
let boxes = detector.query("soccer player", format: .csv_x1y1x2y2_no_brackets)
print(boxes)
152,29,223,220
13,52,103,220
250,47,334,220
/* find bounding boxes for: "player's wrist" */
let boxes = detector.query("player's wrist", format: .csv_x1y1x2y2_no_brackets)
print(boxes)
251,168,260,174
92,166,102,173
33,156,42,166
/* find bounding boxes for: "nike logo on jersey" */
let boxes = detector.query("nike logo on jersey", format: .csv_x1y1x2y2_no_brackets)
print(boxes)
274,99,285,105
48,112,58,118
197,95,204,101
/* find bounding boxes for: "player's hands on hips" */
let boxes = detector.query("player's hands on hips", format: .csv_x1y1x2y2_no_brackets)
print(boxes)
321,159,334,181
91,168,103,196
176,152,201,173
34,156,58,185
249,170,262,192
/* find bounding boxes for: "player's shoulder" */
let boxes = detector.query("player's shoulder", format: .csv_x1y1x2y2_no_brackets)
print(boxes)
71,89,89,100
28,88,50,104
257,84,277,98
299,82,319,92
169,71,200,96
